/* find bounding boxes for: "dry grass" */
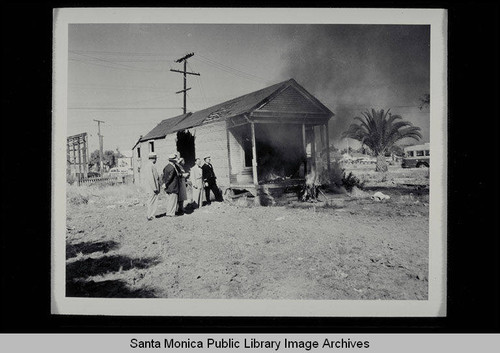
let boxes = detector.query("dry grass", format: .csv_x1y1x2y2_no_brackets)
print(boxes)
344,166,430,187
67,183,143,206
65,172,430,300
66,196,429,299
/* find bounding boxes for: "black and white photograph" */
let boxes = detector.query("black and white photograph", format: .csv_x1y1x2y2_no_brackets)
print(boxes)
52,8,447,316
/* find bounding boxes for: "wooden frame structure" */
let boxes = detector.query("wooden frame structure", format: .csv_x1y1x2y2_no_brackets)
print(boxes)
134,79,334,204
67,132,89,183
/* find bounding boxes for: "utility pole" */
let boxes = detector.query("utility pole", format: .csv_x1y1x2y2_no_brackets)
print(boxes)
170,53,200,114
93,119,105,173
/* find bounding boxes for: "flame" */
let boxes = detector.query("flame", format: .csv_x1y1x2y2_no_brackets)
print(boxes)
305,170,316,186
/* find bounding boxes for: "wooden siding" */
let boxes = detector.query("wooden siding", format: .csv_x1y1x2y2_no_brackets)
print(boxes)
228,128,244,175
257,86,325,114
192,121,230,188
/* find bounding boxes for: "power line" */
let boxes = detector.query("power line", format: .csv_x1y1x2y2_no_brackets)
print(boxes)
186,92,197,111
192,56,266,84
195,59,259,82
188,62,208,107
196,53,269,82
68,107,183,110
69,58,164,73
69,50,176,63
70,51,159,71
70,49,174,57
75,58,173,63
69,83,170,92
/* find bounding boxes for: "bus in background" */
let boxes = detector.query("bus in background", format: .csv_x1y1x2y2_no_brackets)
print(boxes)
402,143,430,168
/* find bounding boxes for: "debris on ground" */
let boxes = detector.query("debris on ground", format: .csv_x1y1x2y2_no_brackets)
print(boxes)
349,186,370,199
371,191,390,201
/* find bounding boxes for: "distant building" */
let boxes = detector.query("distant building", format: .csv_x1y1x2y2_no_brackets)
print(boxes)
116,150,133,169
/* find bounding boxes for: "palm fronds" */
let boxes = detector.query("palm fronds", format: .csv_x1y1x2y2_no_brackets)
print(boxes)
342,109,422,155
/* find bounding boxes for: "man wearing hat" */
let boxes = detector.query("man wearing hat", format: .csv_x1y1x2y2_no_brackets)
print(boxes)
189,157,205,208
145,152,160,221
201,155,223,205
162,153,181,216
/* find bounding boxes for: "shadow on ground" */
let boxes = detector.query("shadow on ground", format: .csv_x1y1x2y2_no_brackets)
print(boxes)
66,241,160,298
66,279,156,298
66,240,119,259
67,255,160,278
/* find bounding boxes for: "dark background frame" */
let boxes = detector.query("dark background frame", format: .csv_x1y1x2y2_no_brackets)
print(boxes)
1,1,498,333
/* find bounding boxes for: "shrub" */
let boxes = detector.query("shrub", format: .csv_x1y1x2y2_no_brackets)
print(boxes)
342,172,364,192
319,161,365,193
319,160,344,188
69,194,89,205
67,173,76,185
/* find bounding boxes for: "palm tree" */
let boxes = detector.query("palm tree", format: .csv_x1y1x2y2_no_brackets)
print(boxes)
342,109,422,172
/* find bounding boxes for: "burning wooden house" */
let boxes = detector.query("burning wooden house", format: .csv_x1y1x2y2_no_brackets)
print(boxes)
132,79,334,204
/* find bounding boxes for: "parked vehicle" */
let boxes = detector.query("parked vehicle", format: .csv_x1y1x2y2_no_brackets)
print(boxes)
402,143,430,168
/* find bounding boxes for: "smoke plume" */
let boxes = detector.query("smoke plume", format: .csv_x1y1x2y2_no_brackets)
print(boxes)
278,25,430,148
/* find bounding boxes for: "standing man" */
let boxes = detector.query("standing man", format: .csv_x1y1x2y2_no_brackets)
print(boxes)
145,152,160,221
162,154,180,217
202,155,223,205
190,157,204,208
175,156,190,214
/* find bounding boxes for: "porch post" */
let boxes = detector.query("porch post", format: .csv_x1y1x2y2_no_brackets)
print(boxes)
226,128,233,183
325,122,331,175
302,123,306,154
310,126,316,169
250,122,258,186
302,123,307,174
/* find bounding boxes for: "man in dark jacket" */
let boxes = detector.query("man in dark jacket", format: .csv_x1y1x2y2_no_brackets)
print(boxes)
162,154,180,216
202,155,223,205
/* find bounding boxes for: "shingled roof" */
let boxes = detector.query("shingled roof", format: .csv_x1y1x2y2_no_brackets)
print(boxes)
139,113,190,142
136,78,332,145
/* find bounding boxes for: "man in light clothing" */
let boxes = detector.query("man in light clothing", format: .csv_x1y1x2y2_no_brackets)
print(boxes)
175,156,189,214
162,154,180,217
144,152,160,221
190,158,204,208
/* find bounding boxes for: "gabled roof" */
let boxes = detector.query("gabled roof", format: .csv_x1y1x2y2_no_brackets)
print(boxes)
135,78,333,146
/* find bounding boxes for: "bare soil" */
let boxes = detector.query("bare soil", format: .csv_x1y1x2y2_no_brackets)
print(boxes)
66,174,429,300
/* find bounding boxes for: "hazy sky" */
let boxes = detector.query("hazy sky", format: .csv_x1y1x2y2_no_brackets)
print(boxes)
68,24,430,153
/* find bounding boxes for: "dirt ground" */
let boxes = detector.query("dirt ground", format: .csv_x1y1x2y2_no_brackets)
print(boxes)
66,169,429,300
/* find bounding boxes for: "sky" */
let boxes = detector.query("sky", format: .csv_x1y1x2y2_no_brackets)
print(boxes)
67,24,430,153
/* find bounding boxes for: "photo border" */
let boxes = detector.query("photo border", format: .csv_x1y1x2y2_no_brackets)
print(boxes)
52,7,447,317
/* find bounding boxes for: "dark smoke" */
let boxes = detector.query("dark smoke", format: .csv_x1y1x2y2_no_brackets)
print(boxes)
279,25,430,147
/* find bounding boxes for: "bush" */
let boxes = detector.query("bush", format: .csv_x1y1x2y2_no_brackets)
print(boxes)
341,171,364,192
67,173,76,185
68,194,89,205
320,160,364,193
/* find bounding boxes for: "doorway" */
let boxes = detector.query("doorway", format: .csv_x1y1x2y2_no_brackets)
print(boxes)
176,130,196,169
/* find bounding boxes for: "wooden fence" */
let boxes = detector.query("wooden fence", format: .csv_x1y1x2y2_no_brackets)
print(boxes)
77,175,133,186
